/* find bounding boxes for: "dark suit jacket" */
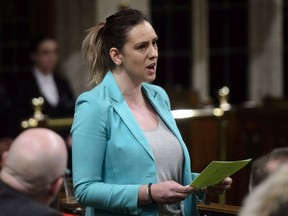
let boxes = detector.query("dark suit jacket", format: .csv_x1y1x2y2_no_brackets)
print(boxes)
17,70,75,119
0,180,62,216
13,71,75,169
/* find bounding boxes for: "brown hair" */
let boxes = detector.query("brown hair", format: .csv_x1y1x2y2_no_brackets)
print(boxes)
30,34,56,54
82,9,148,84
250,147,288,189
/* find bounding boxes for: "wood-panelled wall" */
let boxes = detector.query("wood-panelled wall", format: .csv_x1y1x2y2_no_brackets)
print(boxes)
176,105,288,205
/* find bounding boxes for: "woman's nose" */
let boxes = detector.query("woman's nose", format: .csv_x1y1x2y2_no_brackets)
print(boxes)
148,45,158,59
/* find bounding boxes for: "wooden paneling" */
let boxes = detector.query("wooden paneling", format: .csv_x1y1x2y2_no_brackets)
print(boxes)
198,203,240,216
176,117,219,172
176,106,288,205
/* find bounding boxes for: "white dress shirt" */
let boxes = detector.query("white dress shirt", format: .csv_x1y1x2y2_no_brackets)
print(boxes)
33,68,59,107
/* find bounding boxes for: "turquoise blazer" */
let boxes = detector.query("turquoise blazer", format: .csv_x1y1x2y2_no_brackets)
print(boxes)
71,72,204,216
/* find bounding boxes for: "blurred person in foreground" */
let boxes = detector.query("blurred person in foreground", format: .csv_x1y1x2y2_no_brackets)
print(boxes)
0,128,67,216
240,163,288,216
249,147,288,191
72,9,232,216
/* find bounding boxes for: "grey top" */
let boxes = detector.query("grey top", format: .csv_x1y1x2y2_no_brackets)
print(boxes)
143,116,184,216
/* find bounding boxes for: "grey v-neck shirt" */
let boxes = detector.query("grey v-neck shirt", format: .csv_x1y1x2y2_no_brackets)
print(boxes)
143,116,184,216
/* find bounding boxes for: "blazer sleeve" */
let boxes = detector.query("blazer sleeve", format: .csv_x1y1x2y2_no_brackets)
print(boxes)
71,94,142,215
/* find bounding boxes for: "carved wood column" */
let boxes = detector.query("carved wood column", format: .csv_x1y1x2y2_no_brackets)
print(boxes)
248,0,283,101
192,0,210,101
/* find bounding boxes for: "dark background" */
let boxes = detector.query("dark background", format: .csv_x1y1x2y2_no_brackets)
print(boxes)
1,0,288,104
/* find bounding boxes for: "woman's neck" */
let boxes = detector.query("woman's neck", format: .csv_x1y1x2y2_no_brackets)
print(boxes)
112,69,158,130
113,69,145,106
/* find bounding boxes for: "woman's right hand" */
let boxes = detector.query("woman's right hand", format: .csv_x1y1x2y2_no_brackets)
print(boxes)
138,181,195,206
151,181,194,204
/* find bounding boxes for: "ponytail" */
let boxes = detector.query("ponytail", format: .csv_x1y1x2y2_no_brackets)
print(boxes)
82,23,110,84
82,9,148,85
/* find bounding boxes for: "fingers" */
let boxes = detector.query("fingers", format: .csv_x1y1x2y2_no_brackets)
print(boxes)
170,183,195,203
222,177,233,185
213,184,231,191
173,184,194,194
214,177,232,187
152,181,195,204
206,177,233,196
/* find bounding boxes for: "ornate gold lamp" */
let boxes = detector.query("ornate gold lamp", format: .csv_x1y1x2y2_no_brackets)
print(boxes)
21,97,46,129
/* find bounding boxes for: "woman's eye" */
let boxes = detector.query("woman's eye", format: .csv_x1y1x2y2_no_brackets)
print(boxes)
152,41,157,47
138,45,146,50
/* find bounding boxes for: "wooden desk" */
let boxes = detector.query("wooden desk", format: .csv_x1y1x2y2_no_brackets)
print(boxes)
58,189,85,216
198,203,240,216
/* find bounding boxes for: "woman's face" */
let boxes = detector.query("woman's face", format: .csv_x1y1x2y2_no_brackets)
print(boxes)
120,21,158,83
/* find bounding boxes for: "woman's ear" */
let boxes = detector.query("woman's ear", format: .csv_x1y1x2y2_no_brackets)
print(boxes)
109,47,123,66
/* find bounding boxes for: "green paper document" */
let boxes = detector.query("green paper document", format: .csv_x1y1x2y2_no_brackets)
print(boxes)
189,158,252,189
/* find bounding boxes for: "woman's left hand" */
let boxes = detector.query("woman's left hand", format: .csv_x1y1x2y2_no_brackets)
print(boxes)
206,177,233,196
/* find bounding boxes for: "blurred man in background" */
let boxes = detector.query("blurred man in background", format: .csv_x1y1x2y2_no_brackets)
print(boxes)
249,147,288,191
17,35,75,121
5,35,75,170
240,163,288,216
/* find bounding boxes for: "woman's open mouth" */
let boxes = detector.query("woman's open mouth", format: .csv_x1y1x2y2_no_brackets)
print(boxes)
146,63,157,74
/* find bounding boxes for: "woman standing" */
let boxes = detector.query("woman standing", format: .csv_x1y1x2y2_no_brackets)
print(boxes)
72,9,232,216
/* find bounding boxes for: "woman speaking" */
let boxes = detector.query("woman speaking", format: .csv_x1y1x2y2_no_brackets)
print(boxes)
71,9,232,216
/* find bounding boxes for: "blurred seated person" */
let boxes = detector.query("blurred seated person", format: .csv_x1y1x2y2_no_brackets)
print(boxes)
0,128,67,216
240,163,288,216
17,35,75,121
249,147,288,191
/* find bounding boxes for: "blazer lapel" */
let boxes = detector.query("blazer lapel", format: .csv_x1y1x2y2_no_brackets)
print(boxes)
103,72,155,161
143,85,191,174
143,85,184,145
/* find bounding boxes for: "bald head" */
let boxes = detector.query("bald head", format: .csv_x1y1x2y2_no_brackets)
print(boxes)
0,128,67,203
